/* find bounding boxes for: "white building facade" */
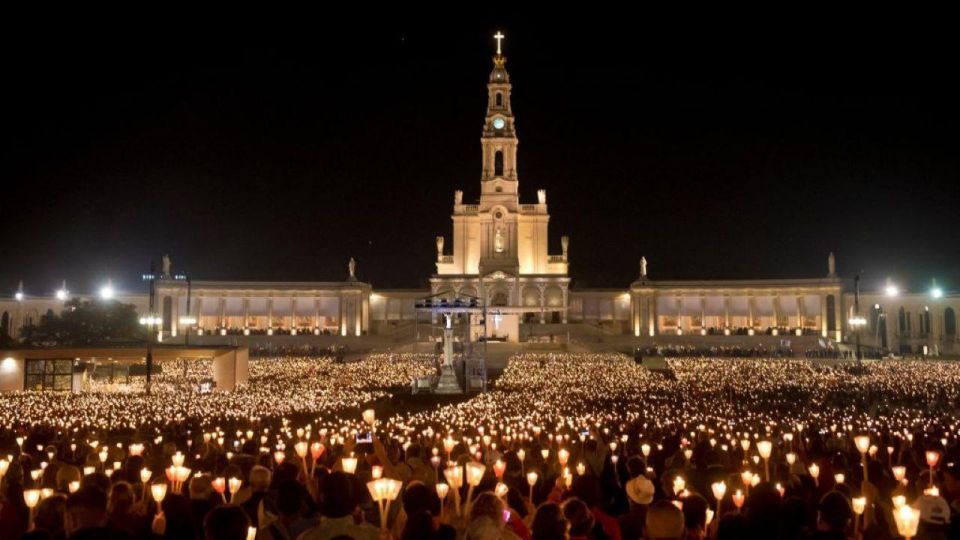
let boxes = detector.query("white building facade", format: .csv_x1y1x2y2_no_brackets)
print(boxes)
1,35,957,355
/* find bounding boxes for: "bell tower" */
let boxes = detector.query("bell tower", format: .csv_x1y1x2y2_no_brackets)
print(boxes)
480,31,519,211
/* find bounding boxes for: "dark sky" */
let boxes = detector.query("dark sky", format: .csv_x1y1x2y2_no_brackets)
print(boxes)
2,15,958,296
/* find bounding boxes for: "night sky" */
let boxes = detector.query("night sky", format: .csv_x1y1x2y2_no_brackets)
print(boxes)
3,16,958,296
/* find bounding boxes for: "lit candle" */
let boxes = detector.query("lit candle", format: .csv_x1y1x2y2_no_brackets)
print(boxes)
732,489,745,511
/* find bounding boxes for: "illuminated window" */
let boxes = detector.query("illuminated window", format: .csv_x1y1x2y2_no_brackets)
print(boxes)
25,359,73,391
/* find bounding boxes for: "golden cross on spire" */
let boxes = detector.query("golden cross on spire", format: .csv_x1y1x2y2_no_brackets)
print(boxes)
494,31,505,55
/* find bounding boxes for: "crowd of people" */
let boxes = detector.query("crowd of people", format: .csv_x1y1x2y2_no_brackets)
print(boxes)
0,353,959,539
637,345,795,358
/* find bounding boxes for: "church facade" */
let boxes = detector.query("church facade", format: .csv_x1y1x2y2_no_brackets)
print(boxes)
2,35,958,357
428,45,570,341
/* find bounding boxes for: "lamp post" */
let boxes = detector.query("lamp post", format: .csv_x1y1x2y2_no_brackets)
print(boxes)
141,262,158,394
14,281,23,341
55,281,69,301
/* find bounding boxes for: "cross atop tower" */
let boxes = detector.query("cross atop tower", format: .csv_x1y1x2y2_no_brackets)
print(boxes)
494,31,505,55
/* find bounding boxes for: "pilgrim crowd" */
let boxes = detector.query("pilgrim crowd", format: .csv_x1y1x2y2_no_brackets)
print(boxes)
0,353,959,540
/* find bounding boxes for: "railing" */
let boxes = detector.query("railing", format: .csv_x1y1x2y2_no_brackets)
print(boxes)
548,255,566,263
439,255,454,263
456,205,479,213
520,204,544,213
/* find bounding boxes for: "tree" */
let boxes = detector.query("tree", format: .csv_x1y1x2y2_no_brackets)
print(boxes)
19,298,144,347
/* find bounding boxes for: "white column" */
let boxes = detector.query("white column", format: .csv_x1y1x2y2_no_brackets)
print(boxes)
820,294,828,338
267,298,274,333
796,295,803,331
723,295,730,329
773,295,781,328
291,297,298,335
699,295,706,332
538,286,545,324
651,293,659,336
561,287,568,324
171,296,179,337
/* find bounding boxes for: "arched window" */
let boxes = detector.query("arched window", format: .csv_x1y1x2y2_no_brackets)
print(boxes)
898,307,906,333
494,150,504,177
0,311,9,336
495,92,502,106
920,310,931,335
945,307,957,336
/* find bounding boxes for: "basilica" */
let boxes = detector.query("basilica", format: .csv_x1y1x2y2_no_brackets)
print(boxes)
2,34,957,358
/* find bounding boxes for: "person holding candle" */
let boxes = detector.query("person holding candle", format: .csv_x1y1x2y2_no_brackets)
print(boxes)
394,481,456,540
531,502,569,540
299,471,378,540
105,481,145,537
259,481,315,540
240,466,272,529
809,491,851,540
914,492,951,540
22,494,66,540
570,475,621,540
63,486,115,539
642,500,685,540
618,456,654,540
187,476,217,538
203,505,251,540
561,497,607,540
465,491,521,540
679,493,709,540
943,463,960,539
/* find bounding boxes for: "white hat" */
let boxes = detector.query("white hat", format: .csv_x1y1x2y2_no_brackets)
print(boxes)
625,475,655,505
917,495,951,525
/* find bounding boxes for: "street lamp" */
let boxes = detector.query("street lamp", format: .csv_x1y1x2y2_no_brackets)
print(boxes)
930,279,944,299
56,281,69,301
14,281,24,302
885,280,899,298
142,263,158,394
99,281,115,300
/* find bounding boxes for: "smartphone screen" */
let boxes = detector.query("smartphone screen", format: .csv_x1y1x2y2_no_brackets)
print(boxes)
355,432,372,444
502,510,511,523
